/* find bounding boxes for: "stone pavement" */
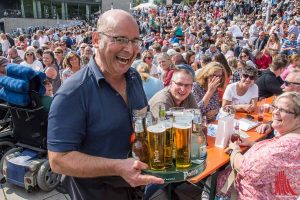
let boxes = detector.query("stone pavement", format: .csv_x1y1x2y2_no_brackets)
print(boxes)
0,182,203,200
0,182,70,200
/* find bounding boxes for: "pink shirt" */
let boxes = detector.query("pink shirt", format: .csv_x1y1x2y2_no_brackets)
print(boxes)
236,135,300,199
281,64,295,80
216,135,300,200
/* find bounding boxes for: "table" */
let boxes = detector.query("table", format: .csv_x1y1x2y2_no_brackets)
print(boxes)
186,97,274,199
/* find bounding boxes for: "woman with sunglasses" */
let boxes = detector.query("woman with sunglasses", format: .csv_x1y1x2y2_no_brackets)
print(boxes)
215,92,300,199
192,62,226,122
20,49,43,71
142,50,160,79
222,65,258,113
256,54,288,98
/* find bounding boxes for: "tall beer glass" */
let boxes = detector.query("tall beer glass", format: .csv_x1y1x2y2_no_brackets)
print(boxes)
173,119,192,169
164,118,173,168
147,123,165,170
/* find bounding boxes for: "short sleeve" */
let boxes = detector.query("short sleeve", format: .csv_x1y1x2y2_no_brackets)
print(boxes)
47,88,86,152
223,83,233,101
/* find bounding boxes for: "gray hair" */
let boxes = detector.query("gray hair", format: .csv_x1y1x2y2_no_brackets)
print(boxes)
274,92,300,116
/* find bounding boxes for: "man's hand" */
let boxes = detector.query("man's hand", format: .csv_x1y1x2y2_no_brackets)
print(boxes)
256,123,272,134
118,158,164,187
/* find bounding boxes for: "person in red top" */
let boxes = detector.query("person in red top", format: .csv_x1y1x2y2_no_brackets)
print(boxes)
254,49,272,72
157,52,175,87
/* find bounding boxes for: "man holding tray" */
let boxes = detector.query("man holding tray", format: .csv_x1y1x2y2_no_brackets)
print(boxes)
47,10,164,200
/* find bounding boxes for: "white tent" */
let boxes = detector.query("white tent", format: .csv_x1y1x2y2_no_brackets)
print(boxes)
132,2,157,10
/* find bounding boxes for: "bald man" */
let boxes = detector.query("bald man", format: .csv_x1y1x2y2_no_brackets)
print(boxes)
281,69,300,92
48,10,163,199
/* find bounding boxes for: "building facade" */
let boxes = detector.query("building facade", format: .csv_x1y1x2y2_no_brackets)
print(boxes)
0,0,131,21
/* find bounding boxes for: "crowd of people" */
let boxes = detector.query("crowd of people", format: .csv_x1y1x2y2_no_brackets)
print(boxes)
0,0,299,199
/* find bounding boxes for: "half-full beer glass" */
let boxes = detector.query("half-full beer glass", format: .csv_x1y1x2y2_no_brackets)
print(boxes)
173,113,192,169
147,123,165,170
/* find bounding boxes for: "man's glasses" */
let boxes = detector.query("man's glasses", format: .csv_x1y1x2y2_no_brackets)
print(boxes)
26,53,34,56
99,32,142,47
271,105,296,115
173,81,192,88
283,80,300,86
242,74,255,80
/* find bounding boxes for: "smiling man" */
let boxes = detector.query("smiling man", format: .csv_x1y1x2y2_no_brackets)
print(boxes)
47,10,163,200
149,68,197,119
281,69,300,92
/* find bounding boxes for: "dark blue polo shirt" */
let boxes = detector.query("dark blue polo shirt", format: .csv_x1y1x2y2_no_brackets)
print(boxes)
47,57,148,159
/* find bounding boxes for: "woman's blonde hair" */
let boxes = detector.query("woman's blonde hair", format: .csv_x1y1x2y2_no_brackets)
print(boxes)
141,50,154,62
274,92,300,117
289,54,300,65
195,62,226,90
136,62,150,81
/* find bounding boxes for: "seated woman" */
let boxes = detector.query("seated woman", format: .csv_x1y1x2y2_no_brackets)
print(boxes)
157,53,175,87
141,50,159,78
136,62,163,101
192,62,226,122
222,65,258,113
20,49,43,71
216,92,300,199
61,52,81,82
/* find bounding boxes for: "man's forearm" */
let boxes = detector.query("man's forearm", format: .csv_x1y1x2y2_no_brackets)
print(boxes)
48,151,122,178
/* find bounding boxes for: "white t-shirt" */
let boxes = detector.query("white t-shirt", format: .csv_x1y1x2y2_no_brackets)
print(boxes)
20,60,44,71
223,82,258,105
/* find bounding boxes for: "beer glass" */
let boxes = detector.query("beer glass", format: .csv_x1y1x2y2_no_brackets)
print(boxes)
173,113,192,169
164,117,173,168
147,123,165,170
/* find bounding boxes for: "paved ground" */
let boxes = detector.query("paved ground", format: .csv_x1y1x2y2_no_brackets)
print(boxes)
2,180,300,200
0,182,203,200
0,182,70,200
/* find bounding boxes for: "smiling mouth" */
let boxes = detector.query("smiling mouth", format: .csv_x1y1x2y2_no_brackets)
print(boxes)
116,56,130,65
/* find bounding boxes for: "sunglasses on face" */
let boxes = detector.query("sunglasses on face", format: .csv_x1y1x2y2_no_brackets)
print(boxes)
26,53,34,56
145,57,153,59
242,74,255,80
283,80,300,86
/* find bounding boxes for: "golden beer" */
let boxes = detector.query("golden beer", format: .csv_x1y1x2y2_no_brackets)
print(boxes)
147,124,165,170
174,122,192,169
164,120,174,168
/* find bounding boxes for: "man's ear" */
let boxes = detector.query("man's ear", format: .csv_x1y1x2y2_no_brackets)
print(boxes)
92,32,100,48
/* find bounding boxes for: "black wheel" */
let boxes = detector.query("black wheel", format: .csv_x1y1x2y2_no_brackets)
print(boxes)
0,147,22,174
37,160,61,192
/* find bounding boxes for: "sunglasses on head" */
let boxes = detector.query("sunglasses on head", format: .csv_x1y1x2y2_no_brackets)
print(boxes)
242,74,255,80
283,80,300,86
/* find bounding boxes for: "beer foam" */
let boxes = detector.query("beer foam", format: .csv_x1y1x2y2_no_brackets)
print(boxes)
147,124,165,133
173,122,192,129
